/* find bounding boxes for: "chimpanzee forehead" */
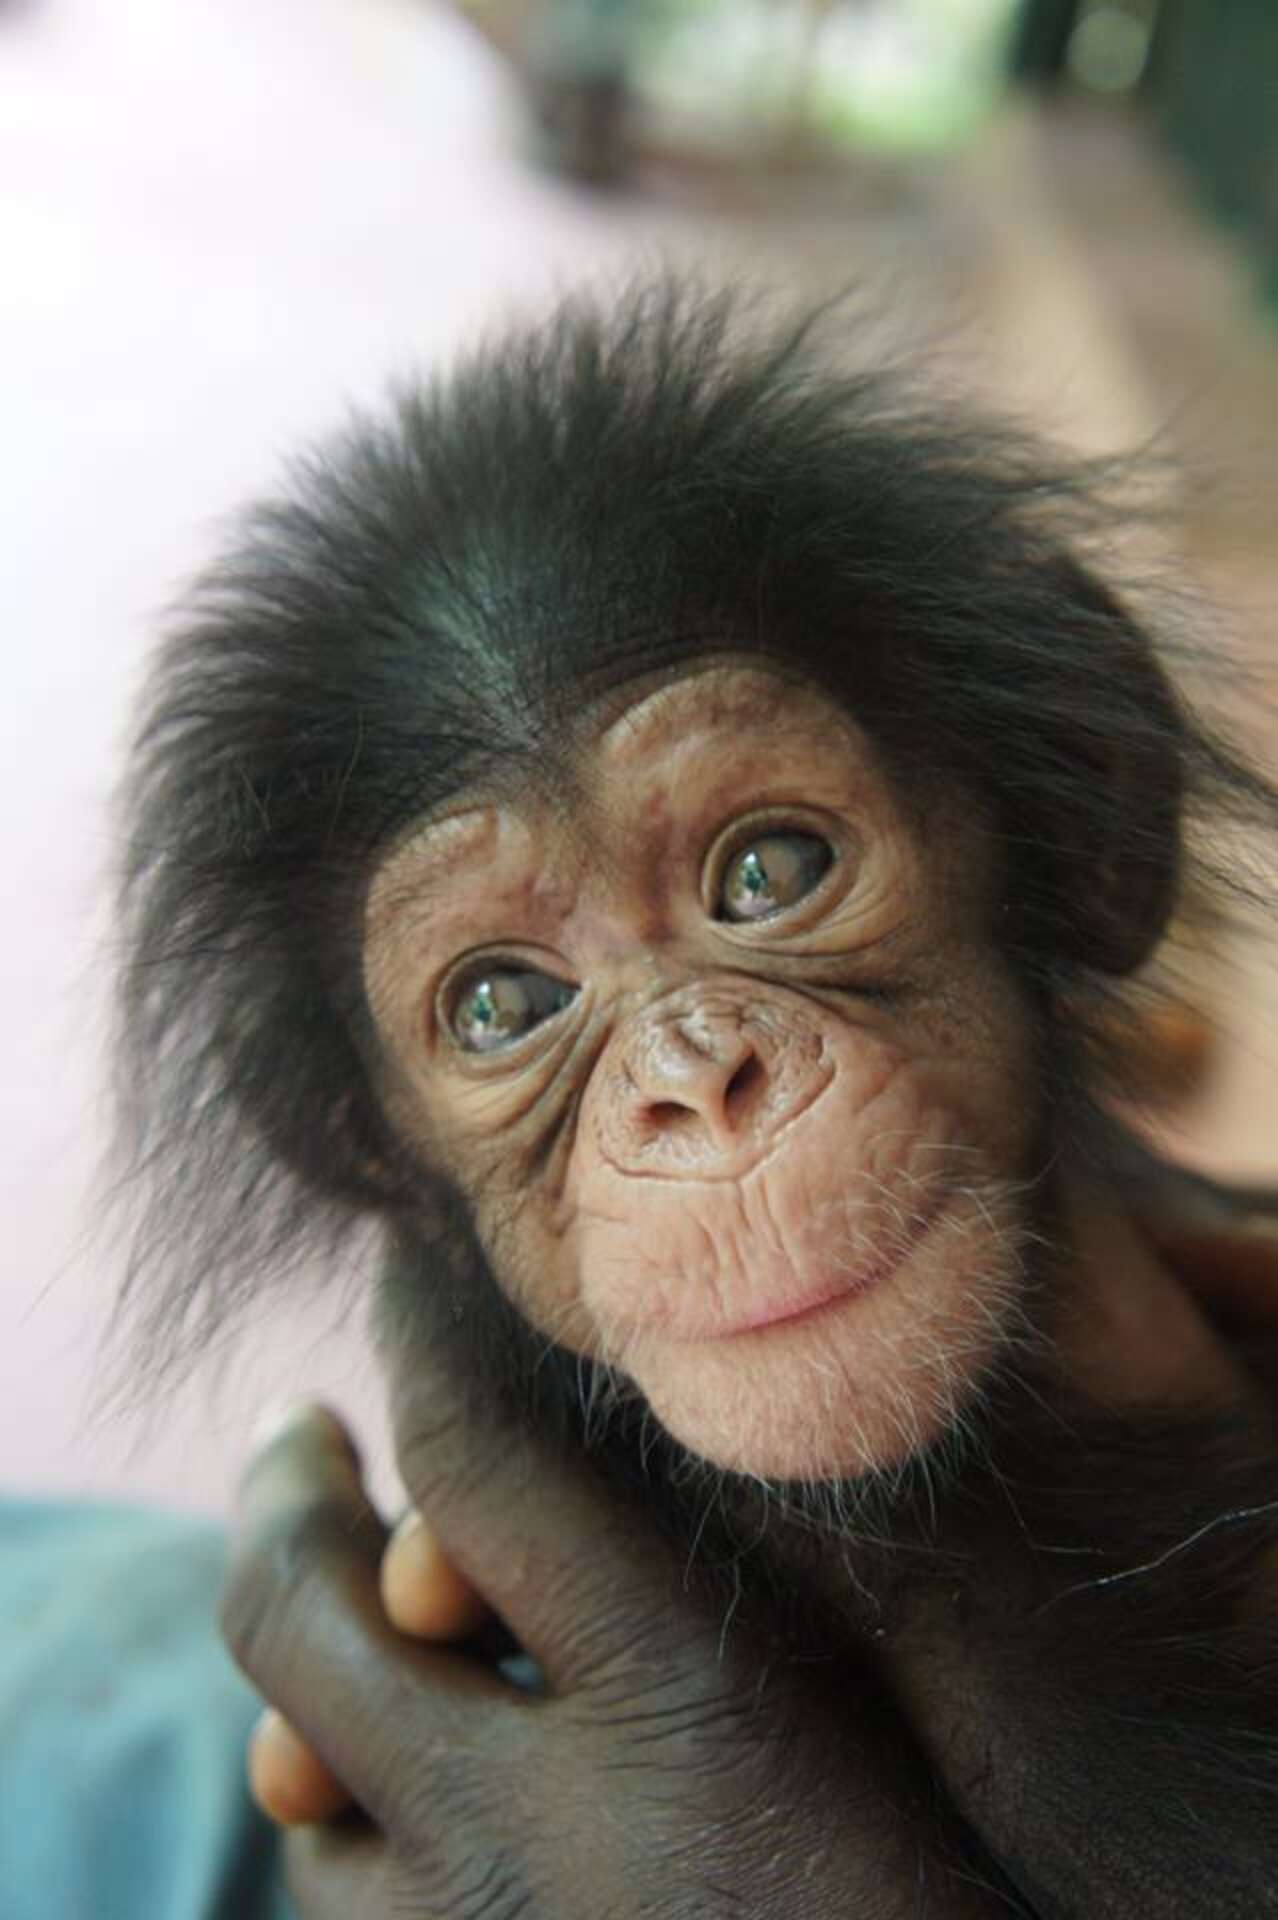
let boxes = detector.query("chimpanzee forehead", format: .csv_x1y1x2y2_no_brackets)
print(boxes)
586,661,829,770
396,660,868,848
365,660,884,927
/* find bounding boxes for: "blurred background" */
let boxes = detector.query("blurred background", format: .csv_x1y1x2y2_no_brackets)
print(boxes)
2,0,1276,1514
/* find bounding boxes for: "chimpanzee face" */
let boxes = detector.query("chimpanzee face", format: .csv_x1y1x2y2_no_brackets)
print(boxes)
364,665,1042,1481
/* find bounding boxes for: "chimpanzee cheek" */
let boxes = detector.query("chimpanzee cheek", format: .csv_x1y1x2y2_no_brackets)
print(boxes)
469,1171,604,1358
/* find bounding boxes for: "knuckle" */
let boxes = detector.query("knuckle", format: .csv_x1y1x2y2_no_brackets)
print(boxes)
577,1591,763,1714
394,1400,532,1517
219,1493,350,1680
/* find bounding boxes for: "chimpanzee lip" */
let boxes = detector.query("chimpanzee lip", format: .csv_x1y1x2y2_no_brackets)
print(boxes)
712,1188,945,1341
614,1178,950,1346
725,1276,876,1336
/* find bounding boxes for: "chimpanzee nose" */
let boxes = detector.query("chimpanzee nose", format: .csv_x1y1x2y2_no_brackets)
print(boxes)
629,1009,769,1149
586,986,832,1177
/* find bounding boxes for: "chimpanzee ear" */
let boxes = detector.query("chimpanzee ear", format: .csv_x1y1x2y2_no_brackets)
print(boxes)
1052,580,1184,979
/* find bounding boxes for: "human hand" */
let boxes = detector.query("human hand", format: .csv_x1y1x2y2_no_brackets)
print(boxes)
224,1388,1001,1920
227,1216,1278,1920
247,1483,489,1829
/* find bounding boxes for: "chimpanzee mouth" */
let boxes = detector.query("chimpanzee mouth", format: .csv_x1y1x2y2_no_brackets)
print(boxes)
724,1279,873,1337
712,1186,946,1341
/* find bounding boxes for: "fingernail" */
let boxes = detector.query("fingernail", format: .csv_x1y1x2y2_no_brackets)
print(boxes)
250,1398,360,1453
389,1508,427,1549
249,1399,319,1451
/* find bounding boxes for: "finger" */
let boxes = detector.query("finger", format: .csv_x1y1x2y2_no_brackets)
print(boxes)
378,1298,717,1690
284,1822,396,1920
250,1514,492,1828
225,1401,509,1831
380,1510,491,1642
249,1709,353,1827
238,1402,370,1522
1155,1224,1278,1338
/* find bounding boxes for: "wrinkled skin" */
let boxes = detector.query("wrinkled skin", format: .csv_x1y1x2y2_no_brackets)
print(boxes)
365,666,1044,1482
228,1386,996,1918
224,1211,1278,1920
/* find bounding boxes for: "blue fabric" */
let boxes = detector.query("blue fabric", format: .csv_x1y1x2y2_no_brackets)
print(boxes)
0,1499,291,1920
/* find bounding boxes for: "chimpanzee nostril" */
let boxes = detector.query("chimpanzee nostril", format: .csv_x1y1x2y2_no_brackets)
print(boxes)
724,1052,765,1122
595,988,830,1172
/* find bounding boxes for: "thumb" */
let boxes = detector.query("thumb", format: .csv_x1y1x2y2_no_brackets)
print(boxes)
378,1280,717,1689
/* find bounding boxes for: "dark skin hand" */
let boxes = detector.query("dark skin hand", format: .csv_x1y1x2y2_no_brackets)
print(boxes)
224,1221,1278,1920
225,1372,1006,1918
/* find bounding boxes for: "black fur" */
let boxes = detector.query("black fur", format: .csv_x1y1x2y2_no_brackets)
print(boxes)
113,279,1278,1914
113,278,1273,1364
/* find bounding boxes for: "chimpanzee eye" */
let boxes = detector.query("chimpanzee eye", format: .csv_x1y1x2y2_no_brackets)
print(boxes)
719,832,833,922
449,968,577,1053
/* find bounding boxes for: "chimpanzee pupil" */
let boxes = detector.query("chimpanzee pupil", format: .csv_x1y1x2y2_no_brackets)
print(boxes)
453,971,575,1052
720,832,832,921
